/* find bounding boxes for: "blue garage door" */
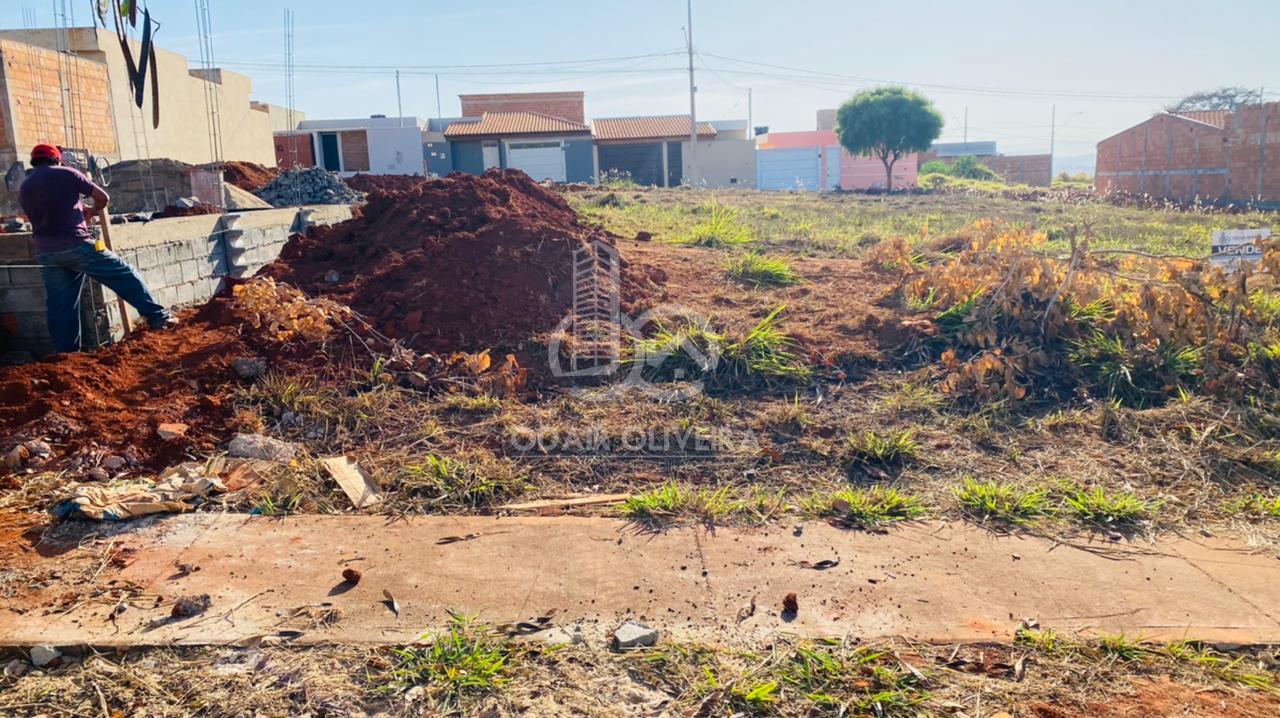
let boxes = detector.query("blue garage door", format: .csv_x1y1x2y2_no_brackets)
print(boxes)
757,148,821,191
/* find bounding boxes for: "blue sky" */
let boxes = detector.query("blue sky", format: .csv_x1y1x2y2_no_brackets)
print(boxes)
3,1,1276,170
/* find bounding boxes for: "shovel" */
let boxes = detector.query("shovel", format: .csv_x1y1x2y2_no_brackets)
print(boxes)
91,208,133,338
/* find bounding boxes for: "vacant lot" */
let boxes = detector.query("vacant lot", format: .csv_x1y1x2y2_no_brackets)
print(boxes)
2,181,1278,717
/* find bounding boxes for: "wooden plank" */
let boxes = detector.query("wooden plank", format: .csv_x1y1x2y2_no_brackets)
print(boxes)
318,456,382,509
497,494,630,512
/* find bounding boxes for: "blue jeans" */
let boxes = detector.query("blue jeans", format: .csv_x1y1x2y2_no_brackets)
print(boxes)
38,243,172,352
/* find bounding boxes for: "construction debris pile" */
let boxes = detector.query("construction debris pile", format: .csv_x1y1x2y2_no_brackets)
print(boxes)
266,168,645,355
0,170,656,473
254,167,365,207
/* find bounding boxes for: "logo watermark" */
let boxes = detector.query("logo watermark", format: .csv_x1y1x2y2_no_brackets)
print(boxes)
547,240,719,402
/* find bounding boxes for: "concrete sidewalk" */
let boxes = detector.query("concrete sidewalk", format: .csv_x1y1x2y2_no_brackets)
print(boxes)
2,514,1278,648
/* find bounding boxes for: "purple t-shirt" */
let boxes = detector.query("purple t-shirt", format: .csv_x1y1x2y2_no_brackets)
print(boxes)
18,165,98,254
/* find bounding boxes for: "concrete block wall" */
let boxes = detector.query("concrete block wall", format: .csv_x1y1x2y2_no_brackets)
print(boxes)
0,204,353,357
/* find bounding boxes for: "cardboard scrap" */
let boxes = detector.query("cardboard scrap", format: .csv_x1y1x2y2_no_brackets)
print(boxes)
319,456,382,509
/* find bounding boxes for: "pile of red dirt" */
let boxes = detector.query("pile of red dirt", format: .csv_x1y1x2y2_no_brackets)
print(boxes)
152,202,220,220
265,169,654,355
220,161,279,193
344,173,428,195
0,301,265,472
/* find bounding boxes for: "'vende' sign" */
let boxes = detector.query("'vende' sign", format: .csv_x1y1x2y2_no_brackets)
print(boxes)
1211,228,1271,271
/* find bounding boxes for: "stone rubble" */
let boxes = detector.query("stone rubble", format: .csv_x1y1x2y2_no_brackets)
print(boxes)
254,167,364,207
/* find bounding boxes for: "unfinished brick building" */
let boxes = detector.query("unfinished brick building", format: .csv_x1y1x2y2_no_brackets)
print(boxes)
1095,103,1280,204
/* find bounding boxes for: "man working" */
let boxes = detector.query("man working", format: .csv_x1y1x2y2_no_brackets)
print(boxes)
19,144,175,353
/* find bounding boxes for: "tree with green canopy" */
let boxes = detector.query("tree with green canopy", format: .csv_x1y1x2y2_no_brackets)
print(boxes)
835,86,944,192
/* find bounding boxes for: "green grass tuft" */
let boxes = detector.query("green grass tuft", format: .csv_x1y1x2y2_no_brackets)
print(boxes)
1228,493,1280,519
845,430,920,466
1094,633,1151,662
630,306,811,390
619,481,738,524
385,615,517,705
805,487,924,527
677,201,753,247
724,251,801,287
953,477,1050,526
1065,486,1154,527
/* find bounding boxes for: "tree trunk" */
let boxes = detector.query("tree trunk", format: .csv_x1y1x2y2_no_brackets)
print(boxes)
884,156,897,194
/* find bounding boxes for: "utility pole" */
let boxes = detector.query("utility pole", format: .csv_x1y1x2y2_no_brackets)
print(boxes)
435,73,443,122
1049,104,1056,179
396,70,403,127
686,0,697,186
963,106,968,143
748,87,753,140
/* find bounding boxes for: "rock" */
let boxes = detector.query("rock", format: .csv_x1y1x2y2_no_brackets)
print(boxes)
3,658,27,677
171,594,212,618
341,568,362,585
29,645,60,667
634,231,653,242
228,433,298,463
102,455,127,471
534,625,584,646
85,467,110,482
782,592,799,615
174,196,199,209
324,269,341,284
612,621,658,650
254,167,364,207
4,444,30,470
156,423,189,441
232,357,267,380
23,440,52,457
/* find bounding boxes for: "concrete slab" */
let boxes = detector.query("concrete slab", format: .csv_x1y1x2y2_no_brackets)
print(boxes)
1,515,1277,648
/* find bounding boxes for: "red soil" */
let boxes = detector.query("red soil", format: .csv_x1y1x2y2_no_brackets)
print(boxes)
1029,677,1280,717
221,161,279,193
344,173,428,194
266,169,651,356
0,302,255,470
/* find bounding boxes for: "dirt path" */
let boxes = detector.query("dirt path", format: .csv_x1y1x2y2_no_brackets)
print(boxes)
3,515,1278,649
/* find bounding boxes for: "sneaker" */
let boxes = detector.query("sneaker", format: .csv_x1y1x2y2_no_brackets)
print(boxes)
148,316,180,331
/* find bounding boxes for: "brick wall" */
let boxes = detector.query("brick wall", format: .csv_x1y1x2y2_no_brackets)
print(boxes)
274,133,315,169
339,130,370,172
1227,103,1280,202
1093,107,1280,203
0,39,117,156
919,150,1052,186
460,92,585,123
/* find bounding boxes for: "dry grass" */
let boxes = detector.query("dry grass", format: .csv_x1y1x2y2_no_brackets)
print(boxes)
4,630,1275,718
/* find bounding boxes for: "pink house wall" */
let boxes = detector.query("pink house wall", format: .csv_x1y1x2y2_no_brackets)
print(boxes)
756,130,919,190
841,153,918,190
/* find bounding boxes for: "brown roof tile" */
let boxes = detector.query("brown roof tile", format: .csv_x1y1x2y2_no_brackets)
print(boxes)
444,111,590,138
1171,110,1229,129
593,115,717,141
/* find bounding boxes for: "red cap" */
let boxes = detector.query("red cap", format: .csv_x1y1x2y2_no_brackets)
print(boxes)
31,144,62,162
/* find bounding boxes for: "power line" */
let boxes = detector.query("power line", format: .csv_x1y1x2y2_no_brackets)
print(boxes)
699,52,1184,103
217,50,684,72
